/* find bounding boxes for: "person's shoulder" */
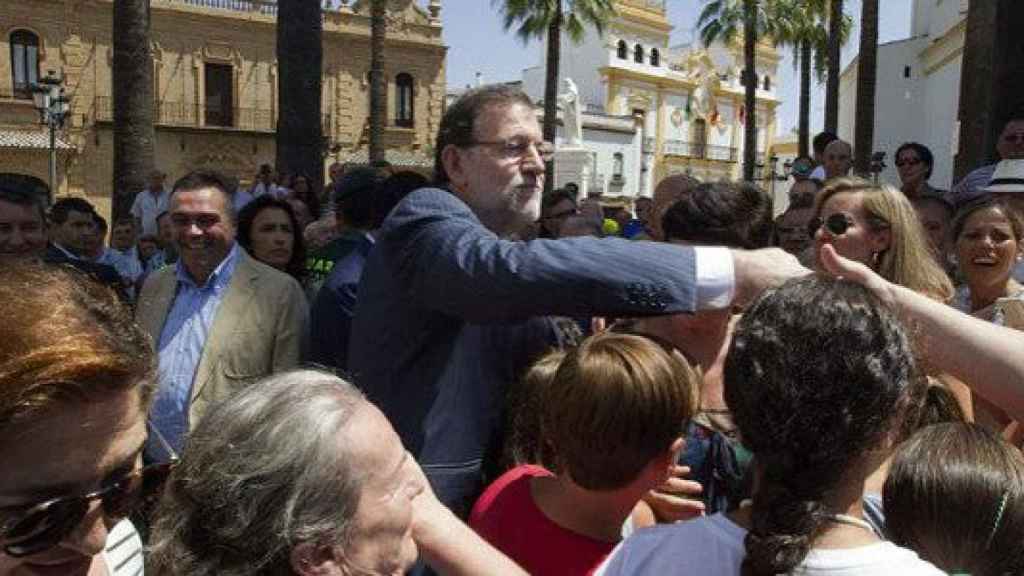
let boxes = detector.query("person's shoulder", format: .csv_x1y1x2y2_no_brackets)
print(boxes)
797,541,944,575
599,515,744,575
470,464,550,526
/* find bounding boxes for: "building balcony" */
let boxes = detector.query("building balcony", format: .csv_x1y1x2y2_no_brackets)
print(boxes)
154,0,278,16
662,139,738,162
93,96,331,134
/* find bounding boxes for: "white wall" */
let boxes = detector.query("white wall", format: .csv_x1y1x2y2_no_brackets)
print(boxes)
922,54,962,188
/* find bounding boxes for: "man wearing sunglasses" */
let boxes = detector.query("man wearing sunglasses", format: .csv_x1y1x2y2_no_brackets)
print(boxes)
951,115,1024,206
0,264,164,576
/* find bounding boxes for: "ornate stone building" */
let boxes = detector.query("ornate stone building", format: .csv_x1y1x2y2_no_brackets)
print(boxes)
0,0,446,216
522,0,782,197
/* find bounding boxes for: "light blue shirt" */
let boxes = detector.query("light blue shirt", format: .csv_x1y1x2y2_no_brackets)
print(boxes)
146,243,241,461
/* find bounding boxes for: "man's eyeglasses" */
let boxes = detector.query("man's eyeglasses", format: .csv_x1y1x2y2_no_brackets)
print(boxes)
469,138,555,163
0,423,179,558
170,213,221,230
895,157,922,167
807,213,855,239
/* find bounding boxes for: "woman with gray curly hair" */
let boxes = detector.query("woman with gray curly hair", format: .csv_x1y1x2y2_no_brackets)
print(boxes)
147,370,525,576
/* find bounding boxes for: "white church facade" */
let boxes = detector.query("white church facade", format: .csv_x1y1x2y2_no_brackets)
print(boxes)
520,0,783,202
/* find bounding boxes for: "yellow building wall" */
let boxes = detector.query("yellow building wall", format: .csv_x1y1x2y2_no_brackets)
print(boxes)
0,0,446,219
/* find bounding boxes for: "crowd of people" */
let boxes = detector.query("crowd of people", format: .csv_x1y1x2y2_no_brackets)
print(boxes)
2,83,1024,576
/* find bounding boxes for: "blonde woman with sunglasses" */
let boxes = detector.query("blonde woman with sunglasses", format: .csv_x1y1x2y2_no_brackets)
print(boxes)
811,178,967,422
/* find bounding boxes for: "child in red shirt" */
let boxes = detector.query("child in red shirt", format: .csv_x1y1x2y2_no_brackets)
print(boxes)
470,332,700,575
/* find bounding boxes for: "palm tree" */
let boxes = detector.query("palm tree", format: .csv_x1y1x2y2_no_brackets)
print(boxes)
773,0,849,157
698,0,781,181
112,0,155,222
853,0,878,175
498,0,617,195
276,0,324,192
824,0,843,134
369,0,387,164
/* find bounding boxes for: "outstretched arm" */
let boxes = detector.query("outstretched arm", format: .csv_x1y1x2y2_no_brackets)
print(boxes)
821,244,1024,422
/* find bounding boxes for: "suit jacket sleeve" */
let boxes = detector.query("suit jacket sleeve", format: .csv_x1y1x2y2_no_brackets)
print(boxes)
379,187,699,323
271,276,309,372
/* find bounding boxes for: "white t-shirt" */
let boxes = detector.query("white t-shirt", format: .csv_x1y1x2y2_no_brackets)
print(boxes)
102,518,145,575
595,513,943,576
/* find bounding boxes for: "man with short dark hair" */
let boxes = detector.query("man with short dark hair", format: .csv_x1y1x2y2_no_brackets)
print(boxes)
0,185,47,262
304,167,384,294
45,197,123,290
350,84,805,517
136,169,308,461
808,131,838,181
307,170,429,371
106,218,144,283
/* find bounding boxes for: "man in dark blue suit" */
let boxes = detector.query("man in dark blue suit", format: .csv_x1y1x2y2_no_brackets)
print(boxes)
308,171,429,372
44,197,126,298
349,85,804,518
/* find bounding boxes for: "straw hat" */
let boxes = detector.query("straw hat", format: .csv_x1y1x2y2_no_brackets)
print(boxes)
983,159,1024,194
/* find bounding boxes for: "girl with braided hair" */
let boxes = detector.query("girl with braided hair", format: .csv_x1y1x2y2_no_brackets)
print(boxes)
596,276,943,575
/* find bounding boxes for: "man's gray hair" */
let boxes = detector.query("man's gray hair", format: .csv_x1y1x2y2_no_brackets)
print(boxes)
148,370,367,576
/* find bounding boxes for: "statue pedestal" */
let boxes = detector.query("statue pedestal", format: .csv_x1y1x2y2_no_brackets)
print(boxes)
554,147,592,196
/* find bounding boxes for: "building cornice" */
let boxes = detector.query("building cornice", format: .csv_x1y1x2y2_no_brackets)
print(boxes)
920,17,965,75
601,66,781,107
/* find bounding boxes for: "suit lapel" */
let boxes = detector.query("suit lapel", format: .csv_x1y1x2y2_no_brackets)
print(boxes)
190,252,260,403
138,269,178,344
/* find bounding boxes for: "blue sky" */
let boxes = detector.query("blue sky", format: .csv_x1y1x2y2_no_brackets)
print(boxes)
437,0,914,135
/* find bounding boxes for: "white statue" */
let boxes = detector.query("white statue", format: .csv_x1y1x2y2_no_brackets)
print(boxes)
559,78,583,147
684,50,720,122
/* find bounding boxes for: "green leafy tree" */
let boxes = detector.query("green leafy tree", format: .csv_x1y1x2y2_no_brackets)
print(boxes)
853,0,879,175
497,0,616,194
773,0,849,157
698,0,783,181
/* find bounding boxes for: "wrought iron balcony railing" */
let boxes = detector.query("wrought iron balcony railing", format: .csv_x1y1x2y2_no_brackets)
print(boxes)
94,96,331,133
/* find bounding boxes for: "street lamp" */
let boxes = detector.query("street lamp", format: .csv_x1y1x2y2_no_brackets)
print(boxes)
30,70,71,204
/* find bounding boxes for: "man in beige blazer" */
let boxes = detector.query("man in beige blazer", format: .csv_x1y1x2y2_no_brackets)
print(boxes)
136,170,307,460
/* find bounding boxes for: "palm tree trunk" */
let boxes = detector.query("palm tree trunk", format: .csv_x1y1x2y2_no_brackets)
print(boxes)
798,39,811,158
369,0,387,164
276,0,323,190
112,0,155,222
853,0,878,175
953,0,999,180
542,1,563,195
742,0,757,182
824,0,842,134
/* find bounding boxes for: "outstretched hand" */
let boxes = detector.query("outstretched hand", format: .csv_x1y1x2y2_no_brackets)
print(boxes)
817,244,896,308
731,248,810,307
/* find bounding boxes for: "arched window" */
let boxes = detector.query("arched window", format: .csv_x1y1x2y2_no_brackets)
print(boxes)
10,30,40,99
617,40,628,60
395,73,414,127
634,44,644,64
763,75,771,91
650,48,660,67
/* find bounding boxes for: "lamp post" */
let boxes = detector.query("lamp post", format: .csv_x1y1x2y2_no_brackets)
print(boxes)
30,70,70,204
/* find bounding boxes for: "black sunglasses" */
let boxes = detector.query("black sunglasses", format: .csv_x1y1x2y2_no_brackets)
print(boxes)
0,423,179,558
807,213,854,239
